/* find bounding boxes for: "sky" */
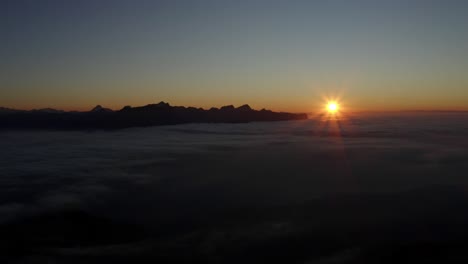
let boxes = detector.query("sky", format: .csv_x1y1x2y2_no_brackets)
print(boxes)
1,0,468,112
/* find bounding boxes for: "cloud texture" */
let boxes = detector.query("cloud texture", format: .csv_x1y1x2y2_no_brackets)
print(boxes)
1,112,468,263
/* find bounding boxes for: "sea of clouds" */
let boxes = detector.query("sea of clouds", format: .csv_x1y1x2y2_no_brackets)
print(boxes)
2,112,468,263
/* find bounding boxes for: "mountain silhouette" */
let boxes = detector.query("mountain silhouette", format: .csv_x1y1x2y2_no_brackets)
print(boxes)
0,107,24,114
0,102,307,130
32,108,65,113
90,105,113,113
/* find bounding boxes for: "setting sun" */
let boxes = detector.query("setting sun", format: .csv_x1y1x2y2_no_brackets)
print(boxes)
327,102,338,113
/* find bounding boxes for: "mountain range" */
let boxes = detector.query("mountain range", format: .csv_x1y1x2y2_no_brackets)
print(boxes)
0,102,308,130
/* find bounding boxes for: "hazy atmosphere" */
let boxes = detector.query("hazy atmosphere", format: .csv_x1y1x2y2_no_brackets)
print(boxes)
2,0,468,111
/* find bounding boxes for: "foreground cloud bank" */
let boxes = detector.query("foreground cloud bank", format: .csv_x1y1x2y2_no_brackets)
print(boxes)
1,112,468,263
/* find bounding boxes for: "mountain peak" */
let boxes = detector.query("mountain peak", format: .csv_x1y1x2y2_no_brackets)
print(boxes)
144,101,171,109
220,105,235,110
120,105,132,111
237,104,252,111
91,105,112,112
157,101,170,106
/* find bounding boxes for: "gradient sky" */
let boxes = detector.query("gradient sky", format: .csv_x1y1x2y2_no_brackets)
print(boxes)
2,0,468,112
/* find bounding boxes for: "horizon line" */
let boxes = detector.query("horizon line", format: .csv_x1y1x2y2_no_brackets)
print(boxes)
3,103,468,115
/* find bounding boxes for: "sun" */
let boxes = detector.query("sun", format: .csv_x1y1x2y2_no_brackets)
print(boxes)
327,102,339,113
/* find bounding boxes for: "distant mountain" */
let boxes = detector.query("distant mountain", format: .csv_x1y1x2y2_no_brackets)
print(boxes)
90,105,113,113
0,107,24,114
31,108,65,113
0,107,65,114
0,102,308,130
236,104,252,111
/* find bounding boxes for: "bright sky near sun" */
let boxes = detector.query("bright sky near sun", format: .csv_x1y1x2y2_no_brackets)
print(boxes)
2,0,468,112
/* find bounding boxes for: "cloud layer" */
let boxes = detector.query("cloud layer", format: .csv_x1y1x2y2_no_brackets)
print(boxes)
1,112,468,263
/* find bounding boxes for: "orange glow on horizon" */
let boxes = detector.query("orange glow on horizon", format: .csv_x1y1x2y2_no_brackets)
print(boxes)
4,96,468,114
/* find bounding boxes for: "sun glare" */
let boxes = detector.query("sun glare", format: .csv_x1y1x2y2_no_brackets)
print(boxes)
327,102,338,113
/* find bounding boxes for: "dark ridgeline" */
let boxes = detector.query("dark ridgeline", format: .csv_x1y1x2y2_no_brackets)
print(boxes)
0,102,308,130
